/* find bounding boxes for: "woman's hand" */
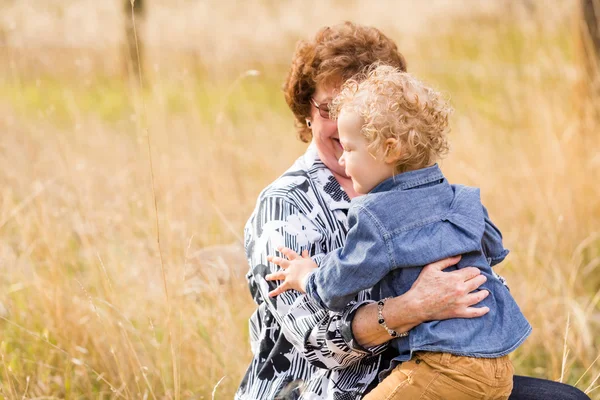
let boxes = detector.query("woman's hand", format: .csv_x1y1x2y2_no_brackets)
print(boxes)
265,246,318,297
352,256,490,348
406,255,490,322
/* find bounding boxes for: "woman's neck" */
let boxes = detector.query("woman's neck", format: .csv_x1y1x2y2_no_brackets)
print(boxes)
331,170,360,199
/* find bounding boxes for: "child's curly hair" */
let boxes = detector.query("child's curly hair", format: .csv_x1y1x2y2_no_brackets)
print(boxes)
330,64,452,173
282,22,407,143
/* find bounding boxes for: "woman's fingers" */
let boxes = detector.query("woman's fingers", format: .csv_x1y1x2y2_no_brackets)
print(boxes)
410,259,493,322
463,288,489,307
301,249,309,258
456,266,481,282
457,306,490,319
463,274,487,293
424,255,462,272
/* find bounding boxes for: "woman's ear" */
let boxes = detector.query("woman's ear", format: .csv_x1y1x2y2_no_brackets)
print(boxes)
384,138,401,164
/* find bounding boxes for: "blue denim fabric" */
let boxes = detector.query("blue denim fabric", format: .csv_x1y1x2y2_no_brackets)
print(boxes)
305,164,531,362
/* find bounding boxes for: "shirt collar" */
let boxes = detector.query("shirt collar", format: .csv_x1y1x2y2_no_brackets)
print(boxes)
369,164,444,194
302,143,321,170
304,144,351,212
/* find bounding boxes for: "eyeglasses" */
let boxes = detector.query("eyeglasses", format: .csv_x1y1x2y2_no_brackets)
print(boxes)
310,98,331,119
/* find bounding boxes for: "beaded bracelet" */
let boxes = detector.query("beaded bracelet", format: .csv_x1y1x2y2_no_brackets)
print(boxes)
377,298,409,338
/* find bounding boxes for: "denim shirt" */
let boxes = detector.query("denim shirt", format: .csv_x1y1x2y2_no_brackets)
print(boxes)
305,164,531,361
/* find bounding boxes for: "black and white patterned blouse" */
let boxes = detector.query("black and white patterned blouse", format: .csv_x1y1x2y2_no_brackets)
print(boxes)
236,145,388,400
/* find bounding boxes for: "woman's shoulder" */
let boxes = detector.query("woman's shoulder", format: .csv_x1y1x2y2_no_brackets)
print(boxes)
255,153,315,207
250,146,346,220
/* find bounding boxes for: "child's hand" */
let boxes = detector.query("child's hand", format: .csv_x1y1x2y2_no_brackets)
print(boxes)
265,246,318,297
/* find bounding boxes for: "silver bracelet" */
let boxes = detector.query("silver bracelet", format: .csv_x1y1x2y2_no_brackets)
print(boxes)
377,298,409,338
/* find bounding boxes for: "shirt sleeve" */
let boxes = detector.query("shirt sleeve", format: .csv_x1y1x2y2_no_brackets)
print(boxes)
481,205,510,266
481,205,510,288
305,205,393,313
245,194,387,369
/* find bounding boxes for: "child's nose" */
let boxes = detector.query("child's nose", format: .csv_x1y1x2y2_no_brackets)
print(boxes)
339,153,345,167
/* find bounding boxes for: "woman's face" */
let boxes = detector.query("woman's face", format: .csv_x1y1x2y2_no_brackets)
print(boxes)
309,84,346,177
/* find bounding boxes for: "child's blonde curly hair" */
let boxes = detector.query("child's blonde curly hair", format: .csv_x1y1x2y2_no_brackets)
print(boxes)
330,64,452,174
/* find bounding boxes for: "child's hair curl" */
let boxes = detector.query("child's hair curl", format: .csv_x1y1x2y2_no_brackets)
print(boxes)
330,64,452,173
283,22,407,143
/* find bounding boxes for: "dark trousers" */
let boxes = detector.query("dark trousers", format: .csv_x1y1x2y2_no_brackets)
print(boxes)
509,375,590,400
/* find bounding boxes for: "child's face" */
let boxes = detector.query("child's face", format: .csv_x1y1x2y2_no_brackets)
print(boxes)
337,110,395,195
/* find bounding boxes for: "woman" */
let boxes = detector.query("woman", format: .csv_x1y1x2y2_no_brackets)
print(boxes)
236,22,589,400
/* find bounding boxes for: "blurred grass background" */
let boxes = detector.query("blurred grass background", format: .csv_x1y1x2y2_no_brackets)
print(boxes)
0,0,599,398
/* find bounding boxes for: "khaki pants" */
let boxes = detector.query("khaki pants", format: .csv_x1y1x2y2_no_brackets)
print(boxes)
364,352,514,400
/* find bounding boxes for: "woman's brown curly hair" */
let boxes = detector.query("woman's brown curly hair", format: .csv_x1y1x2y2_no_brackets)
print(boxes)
283,22,407,142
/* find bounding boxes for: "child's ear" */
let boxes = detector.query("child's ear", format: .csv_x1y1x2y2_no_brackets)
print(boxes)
384,138,401,164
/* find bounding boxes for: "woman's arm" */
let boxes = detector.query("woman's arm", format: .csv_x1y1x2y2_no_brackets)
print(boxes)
298,205,492,326
352,256,491,347
265,200,489,352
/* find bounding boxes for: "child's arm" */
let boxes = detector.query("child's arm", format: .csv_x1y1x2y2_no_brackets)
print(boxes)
246,195,389,369
265,248,317,297
268,205,393,312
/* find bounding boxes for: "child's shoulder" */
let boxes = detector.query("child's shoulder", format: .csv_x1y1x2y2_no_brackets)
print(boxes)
352,182,485,228
348,191,402,225
449,184,483,207
348,192,382,214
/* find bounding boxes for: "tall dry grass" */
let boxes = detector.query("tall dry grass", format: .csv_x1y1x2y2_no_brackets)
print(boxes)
0,0,599,398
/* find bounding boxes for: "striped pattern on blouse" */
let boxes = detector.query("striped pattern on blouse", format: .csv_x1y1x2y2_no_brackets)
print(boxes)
236,145,387,400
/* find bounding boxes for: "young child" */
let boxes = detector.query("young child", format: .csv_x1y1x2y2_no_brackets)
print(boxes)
265,65,531,399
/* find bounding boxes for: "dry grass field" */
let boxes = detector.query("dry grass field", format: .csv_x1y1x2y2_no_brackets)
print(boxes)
0,0,599,398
